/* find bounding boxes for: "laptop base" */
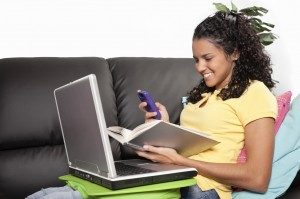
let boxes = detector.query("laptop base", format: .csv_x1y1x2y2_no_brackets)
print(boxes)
70,167,197,190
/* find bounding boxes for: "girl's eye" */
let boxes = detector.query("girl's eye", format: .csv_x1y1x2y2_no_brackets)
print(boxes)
205,57,212,61
194,59,199,63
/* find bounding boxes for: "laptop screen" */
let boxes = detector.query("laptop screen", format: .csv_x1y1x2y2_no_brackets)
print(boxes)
54,74,117,178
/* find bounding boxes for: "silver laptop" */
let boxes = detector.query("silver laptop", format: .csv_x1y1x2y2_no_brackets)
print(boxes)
54,74,197,190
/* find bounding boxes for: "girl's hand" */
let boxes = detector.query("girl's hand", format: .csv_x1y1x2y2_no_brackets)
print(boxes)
136,145,184,165
138,102,170,123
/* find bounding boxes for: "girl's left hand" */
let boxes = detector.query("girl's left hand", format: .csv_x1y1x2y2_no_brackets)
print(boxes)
136,145,184,165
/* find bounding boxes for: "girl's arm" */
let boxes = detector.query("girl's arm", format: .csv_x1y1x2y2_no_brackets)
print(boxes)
137,117,275,193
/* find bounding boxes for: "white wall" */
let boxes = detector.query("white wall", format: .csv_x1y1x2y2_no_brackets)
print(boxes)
0,0,299,97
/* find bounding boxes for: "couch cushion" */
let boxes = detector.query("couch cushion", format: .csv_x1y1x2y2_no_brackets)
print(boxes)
107,57,200,127
107,57,200,157
0,57,119,150
0,145,67,199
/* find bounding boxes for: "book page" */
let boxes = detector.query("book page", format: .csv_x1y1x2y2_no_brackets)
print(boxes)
107,126,124,135
132,120,161,137
107,121,160,143
106,128,124,144
107,126,132,140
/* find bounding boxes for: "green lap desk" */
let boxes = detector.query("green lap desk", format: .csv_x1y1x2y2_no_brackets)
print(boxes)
59,175,197,199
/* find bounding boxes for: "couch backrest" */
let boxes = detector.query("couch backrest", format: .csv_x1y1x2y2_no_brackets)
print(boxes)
107,57,200,158
0,57,120,199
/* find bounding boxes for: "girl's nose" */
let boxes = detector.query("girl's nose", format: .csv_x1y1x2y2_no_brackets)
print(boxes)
195,61,206,73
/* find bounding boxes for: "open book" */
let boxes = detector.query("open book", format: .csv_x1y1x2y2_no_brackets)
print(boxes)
107,120,219,157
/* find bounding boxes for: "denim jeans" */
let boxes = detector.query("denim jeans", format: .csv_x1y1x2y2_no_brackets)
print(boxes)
25,186,82,199
180,185,220,199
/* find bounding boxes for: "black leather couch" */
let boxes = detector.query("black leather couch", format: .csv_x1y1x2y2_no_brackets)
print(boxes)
0,57,299,199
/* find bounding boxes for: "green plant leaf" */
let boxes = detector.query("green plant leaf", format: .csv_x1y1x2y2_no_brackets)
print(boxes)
256,6,268,14
231,2,238,12
250,20,271,33
241,6,268,16
212,2,277,46
240,6,268,16
259,33,276,46
262,22,275,28
259,33,273,41
250,17,262,24
213,3,230,12
240,8,262,16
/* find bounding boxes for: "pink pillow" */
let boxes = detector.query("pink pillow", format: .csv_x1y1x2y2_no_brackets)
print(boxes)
237,91,292,164
274,91,292,133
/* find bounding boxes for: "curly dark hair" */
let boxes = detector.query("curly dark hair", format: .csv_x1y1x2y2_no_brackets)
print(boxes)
188,11,276,103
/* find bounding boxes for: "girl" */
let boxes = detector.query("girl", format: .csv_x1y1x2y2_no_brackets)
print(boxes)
138,11,277,199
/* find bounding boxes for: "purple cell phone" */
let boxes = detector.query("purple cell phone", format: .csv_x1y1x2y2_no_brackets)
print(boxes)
137,90,161,120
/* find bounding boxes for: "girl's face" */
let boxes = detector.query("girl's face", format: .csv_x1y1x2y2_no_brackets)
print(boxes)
192,38,238,90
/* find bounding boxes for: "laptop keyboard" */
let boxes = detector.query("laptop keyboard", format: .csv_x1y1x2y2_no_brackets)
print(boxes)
115,162,155,176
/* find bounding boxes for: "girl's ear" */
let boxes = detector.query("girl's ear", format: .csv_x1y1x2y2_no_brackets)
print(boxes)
231,50,240,61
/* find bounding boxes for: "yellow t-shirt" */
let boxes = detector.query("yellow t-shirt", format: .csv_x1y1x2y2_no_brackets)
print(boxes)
180,80,277,199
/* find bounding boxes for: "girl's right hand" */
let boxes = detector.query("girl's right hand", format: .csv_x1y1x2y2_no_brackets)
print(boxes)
138,102,170,123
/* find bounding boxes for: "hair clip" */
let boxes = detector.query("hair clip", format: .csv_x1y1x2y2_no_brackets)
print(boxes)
225,11,237,24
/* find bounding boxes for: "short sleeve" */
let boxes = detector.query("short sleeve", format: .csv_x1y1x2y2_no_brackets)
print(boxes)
236,81,277,127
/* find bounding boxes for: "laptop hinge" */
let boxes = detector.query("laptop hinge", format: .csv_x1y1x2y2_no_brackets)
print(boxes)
71,160,109,177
